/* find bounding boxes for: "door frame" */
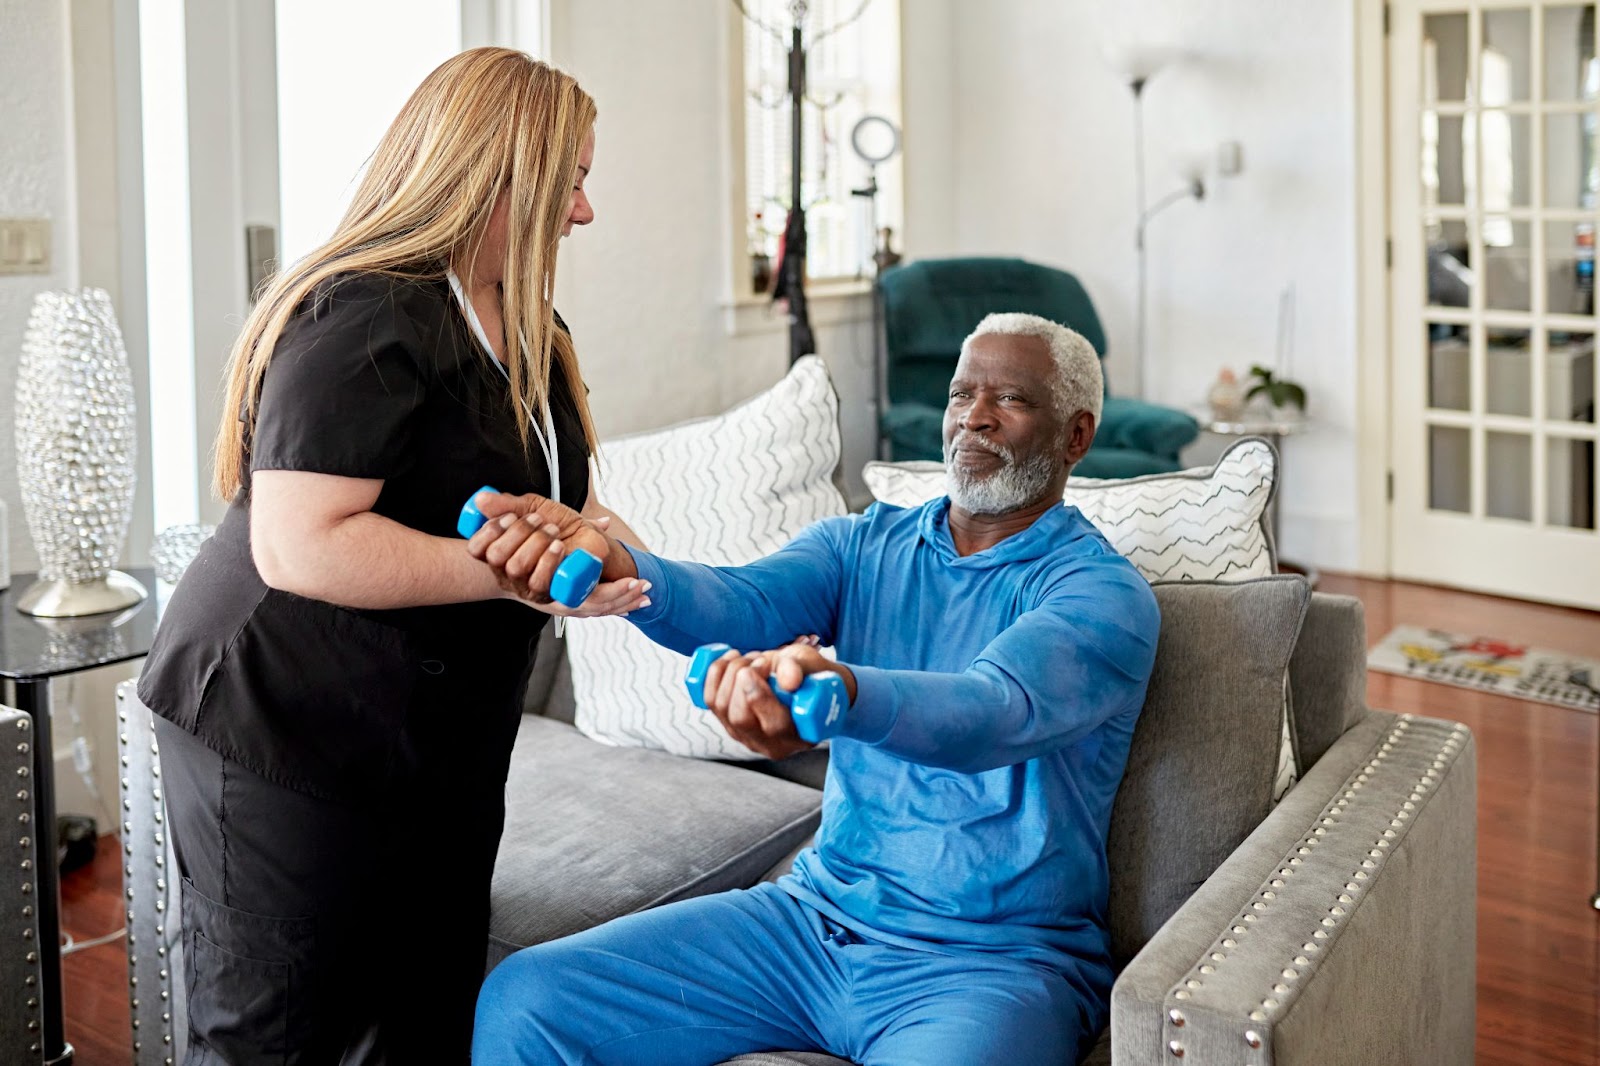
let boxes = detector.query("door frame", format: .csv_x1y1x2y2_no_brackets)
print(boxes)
1355,0,1395,579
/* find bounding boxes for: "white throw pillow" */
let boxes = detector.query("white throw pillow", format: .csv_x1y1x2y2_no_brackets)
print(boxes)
861,438,1296,798
566,355,847,759
862,437,1278,581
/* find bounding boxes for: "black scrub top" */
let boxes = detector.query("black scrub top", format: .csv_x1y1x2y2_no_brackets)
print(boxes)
138,271,591,804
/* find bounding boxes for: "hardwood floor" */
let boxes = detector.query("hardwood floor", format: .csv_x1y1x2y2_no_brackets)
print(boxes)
59,833,133,1064
53,575,1600,1065
1318,575,1600,1066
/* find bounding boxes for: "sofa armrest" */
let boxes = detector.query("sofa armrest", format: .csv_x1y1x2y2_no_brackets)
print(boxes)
1,706,45,1064
1111,710,1476,1065
117,680,188,1066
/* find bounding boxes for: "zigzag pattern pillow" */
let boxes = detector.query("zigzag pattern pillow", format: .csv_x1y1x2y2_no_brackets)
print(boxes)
861,438,1278,581
863,439,1296,799
566,356,847,759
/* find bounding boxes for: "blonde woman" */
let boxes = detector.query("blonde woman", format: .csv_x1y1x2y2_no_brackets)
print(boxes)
138,49,644,1064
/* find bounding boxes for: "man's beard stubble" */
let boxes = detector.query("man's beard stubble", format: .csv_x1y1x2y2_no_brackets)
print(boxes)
943,433,1060,516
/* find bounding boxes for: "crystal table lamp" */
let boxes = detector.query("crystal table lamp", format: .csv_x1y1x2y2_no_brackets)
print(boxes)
13,289,147,617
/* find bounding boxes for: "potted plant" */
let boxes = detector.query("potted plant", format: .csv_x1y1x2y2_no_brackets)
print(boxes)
1245,364,1307,416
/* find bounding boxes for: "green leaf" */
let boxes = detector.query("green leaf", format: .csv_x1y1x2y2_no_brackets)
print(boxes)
1282,382,1307,410
1248,364,1274,382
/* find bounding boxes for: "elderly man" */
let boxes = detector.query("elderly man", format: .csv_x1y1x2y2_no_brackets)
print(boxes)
469,313,1160,1066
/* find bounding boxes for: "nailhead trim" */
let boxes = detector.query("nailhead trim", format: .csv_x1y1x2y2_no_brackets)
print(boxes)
119,690,179,1066
1160,715,1469,1059
7,709,43,1061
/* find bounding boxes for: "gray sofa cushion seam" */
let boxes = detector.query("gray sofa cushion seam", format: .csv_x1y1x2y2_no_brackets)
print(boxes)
486,808,821,955
638,808,821,910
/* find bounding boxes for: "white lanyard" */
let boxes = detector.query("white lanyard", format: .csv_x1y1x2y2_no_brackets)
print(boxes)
446,270,561,507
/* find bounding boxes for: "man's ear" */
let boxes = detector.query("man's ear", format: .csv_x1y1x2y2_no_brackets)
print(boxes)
1064,411,1096,465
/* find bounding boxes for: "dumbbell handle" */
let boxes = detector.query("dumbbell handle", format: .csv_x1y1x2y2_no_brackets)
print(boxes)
457,485,602,608
684,642,848,743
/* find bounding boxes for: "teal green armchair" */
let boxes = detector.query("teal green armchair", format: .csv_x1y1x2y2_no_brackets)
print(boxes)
877,257,1199,478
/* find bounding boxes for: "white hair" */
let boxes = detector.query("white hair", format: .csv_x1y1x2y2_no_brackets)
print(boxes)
961,312,1103,423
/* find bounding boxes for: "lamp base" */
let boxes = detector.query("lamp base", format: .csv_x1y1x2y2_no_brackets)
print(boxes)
15,571,149,618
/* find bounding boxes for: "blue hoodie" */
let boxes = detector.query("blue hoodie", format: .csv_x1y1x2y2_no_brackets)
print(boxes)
624,498,1159,996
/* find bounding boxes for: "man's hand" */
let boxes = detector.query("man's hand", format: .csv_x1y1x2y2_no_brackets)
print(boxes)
466,491,640,610
701,642,856,760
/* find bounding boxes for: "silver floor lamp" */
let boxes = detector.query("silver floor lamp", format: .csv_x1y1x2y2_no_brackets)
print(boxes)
1105,46,1207,401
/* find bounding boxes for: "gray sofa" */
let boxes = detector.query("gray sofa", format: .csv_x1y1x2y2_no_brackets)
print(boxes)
110,572,1477,1065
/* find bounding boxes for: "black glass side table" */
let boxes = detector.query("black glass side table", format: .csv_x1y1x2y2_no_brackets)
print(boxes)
1,569,159,1065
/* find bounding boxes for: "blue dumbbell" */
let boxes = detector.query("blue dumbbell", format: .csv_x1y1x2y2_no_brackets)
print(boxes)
458,485,603,608
683,643,848,743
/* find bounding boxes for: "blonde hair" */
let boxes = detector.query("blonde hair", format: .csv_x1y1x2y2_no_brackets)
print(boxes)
213,47,599,501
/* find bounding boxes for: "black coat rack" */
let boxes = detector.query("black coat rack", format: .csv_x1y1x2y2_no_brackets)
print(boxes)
775,18,815,365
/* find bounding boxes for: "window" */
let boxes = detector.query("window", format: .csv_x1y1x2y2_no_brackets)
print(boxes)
736,0,902,295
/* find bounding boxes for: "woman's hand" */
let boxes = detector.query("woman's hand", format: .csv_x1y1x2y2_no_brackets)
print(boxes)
466,491,637,610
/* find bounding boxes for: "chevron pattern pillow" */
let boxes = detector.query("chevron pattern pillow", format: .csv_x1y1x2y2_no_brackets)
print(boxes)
565,356,847,759
861,437,1278,581
862,438,1294,797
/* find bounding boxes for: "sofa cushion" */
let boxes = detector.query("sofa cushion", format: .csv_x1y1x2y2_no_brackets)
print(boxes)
1106,575,1311,969
488,717,824,969
1096,395,1201,457
565,355,848,760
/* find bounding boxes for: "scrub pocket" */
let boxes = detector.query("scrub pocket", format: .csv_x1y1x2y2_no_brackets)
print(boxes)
195,587,419,801
182,877,315,1065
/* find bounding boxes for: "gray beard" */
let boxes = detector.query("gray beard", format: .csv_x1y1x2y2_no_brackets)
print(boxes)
944,436,1059,516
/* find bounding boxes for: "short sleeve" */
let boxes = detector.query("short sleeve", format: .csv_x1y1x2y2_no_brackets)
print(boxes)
250,275,428,480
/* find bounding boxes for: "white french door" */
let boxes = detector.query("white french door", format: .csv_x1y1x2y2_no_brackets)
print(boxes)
1390,0,1600,609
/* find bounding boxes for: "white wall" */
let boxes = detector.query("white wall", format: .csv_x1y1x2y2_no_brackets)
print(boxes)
943,0,1361,568
0,0,79,578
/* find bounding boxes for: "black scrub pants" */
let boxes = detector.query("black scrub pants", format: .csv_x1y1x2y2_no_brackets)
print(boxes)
155,709,516,1066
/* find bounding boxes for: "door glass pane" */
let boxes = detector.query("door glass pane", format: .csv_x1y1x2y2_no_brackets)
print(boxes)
1425,13,1472,102
1544,112,1600,209
1427,218,1473,307
1429,324,1472,410
1544,5,1597,102
1482,9,1532,104
1480,112,1532,207
1484,219,1532,311
1487,328,1533,415
1547,330,1596,422
1548,437,1597,528
1546,220,1597,314
1430,425,1472,512
1486,431,1533,520
1424,113,1473,206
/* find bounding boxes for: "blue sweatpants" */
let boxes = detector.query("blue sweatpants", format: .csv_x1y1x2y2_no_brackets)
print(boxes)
472,882,1092,1066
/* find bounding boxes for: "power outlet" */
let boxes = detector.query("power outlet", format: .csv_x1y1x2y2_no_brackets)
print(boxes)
0,217,51,275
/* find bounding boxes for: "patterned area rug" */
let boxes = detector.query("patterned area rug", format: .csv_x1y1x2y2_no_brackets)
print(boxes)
1369,626,1600,713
